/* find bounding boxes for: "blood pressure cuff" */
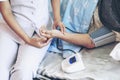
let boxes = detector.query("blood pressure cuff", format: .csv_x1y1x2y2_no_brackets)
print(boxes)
99,0,120,32
90,27,116,47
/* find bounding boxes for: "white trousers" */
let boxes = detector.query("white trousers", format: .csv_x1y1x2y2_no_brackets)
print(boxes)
0,19,50,80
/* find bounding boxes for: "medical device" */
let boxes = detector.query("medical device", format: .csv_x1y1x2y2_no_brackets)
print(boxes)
61,53,85,73
90,27,116,47
58,26,116,73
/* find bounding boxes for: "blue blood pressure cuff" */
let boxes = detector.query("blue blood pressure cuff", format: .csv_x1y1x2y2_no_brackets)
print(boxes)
90,27,116,47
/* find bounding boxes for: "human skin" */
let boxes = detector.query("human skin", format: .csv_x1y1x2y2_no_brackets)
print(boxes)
0,1,50,48
40,29,95,48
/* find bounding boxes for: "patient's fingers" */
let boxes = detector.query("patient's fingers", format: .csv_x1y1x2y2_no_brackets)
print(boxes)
41,31,53,38
39,25,47,35
43,34,52,38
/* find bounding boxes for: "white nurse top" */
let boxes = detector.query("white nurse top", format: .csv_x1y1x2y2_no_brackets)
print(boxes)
11,0,49,34
0,0,51,44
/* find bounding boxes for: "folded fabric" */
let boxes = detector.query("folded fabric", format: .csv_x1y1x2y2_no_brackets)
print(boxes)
110,43,120,61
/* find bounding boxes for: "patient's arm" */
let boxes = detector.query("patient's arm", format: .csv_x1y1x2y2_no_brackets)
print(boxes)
40,29,95,48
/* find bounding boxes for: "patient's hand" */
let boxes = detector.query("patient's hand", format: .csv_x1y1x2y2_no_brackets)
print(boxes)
40,29,64,38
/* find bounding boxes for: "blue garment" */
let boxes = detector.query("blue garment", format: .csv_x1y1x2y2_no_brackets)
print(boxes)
48,0,98,54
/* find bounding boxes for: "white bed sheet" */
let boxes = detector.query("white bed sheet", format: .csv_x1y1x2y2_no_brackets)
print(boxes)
37,43,120,80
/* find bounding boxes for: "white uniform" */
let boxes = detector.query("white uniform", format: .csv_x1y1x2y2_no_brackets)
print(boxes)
0,0,52,80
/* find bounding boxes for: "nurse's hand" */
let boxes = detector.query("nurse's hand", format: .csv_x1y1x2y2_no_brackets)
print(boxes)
27,37,51,48
53,20,65,34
